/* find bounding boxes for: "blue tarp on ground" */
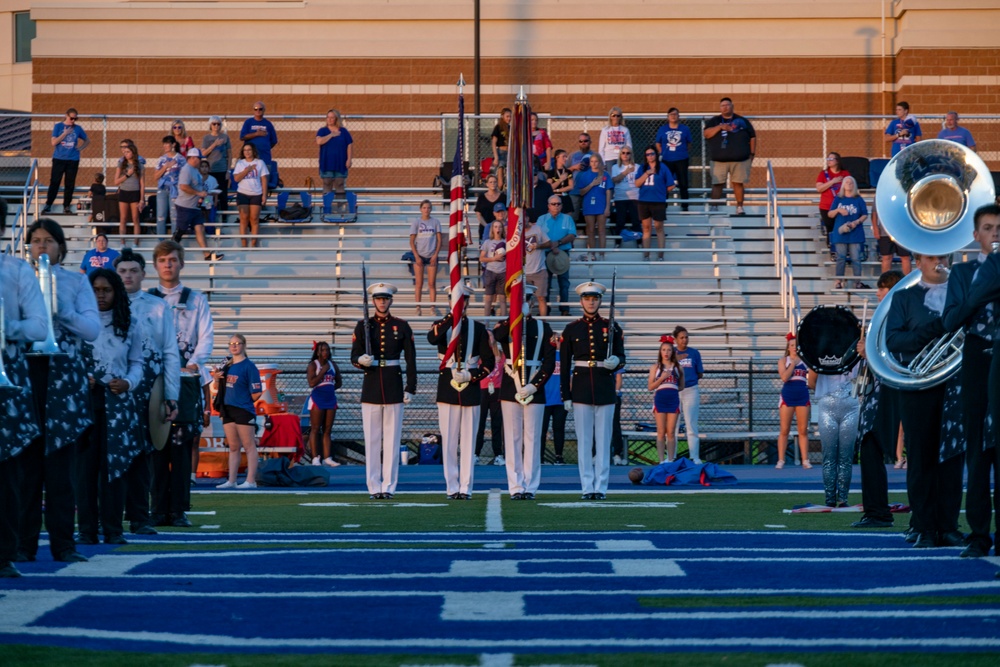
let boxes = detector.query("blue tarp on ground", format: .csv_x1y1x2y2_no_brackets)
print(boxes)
641,456,738,486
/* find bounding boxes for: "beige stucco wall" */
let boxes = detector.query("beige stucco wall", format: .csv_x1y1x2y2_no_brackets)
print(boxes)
0,0,33,110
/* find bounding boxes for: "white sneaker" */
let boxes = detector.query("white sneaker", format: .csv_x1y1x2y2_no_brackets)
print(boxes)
323,457,340,467
216,480,236,489
494,455,506,466
311,456,321,466
692,458,703,465
236,481,257,489
612,455,624,466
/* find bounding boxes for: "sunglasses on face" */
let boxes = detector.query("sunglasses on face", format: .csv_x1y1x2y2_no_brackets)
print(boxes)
611,114,622,118
173,125,183,130
67,116,78,121
254,107,264,111
211,122,221,126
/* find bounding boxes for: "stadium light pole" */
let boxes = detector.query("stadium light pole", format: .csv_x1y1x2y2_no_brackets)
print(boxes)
474,0,481,178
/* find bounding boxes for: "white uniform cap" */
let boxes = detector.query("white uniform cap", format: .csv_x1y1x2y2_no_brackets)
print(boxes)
367,282,397,297
575,281,606,297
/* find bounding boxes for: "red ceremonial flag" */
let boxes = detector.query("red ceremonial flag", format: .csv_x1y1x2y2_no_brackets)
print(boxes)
505,96,532,381
440,85,467,370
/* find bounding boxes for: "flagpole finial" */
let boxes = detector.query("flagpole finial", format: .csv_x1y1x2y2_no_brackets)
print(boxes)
457,73,466,90
516,85,526,101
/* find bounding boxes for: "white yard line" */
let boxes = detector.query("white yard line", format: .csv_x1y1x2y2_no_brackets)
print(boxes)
485,489,504,533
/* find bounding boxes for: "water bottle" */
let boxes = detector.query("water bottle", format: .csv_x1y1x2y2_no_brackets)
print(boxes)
400,445,409,465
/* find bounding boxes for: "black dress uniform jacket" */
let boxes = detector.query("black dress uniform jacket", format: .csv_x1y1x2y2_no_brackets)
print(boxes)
427,316,495,406
942,258,995,342
350,314,417,404
885,284,946,366
493,316,556,404
559,314,626,405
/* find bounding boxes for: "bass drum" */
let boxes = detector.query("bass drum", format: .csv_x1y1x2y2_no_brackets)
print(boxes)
796,304,862,375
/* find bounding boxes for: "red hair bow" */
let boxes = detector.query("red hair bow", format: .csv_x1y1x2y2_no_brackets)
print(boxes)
312,340,319,350
786,332,796,341
660,335,675,344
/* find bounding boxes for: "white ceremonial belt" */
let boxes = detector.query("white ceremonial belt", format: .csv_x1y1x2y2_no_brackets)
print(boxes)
442,362,481,370
574,360,604,368
375,359,401,367
505,361,542,369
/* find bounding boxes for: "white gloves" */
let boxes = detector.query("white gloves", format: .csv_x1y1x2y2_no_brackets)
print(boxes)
603,355,620,370
358,354,373,367
516,384,537,400
452,369,472,384
838,223,852,235
563,400,573,411
403,392,414,404
488,383,495,395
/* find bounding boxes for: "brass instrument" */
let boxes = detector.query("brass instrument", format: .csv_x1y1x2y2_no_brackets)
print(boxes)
0,297,17,388
28,253,63,356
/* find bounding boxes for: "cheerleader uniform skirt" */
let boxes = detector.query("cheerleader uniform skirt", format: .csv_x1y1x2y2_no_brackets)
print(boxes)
654,388,680,414
780,382,811,408
307,384,338,411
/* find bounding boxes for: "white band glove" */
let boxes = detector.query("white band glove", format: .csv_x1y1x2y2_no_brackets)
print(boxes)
488,383,495,395
358,354,373,367
452,369,472,384
563,400,573,411
838,223,852,235
403,391,414,404
603,355,620,370
516,384,537,400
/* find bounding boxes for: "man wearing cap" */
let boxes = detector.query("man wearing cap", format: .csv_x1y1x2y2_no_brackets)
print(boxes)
561,282,626,499
428,284,495,499
240,101,278,171
115,248,180,535
351,282,417,499
493,284,556,499
173,148,221,261
537,196,576,316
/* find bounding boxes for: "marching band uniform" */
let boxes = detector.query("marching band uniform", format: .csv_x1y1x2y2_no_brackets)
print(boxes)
351,283,416,498
885,277,964,548
428,285,495,499
0,253,46,577
493,285,556,499
19,262,100,562
561,282,626,499
77,307,143,544
125,288,180,534
149,281,213,527
852,362,901,528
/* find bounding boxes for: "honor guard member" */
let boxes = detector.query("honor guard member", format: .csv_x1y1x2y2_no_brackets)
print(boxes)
885,253,965,549
351,282,417,499
428,283,495,499
493,284,556,499
561,281,626,499
0,236,47,578
115,249,180,535
149,240,214,528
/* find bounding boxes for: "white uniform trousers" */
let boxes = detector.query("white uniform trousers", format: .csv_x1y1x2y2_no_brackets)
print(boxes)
500,400,545,496
361,402,403,495
438,403,480,495
574,403,615,495
673,385,701,460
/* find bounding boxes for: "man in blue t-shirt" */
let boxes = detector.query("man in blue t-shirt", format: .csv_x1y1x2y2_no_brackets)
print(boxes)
568,133,593,224
240,101,279,172
884,101,922,156
537,196,577,316
44,108,90,215
655,107,693,211
79,234,121,274
937,111,976,150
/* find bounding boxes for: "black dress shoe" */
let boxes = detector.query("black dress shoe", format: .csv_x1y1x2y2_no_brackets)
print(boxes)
851,516,894,528
524,492,535,500
595,493,607,500
130,524,158,535
459,493,471,500
937,530,966,547
151,514,170,527
902,528,918,544
170,513,193,528
383,493,394,500
913,531,937,549
960,543,989,558
76,534,99,545
581,493,593,500
54,550,88,563
104,535,128,545
447,493,459,500
0,562,22,578
511,492,525,500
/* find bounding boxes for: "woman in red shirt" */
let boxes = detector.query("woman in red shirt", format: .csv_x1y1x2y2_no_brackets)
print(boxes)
815,152,846,258
530,112,553,171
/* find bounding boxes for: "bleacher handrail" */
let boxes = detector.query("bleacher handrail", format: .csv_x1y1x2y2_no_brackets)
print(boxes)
6,159,38,259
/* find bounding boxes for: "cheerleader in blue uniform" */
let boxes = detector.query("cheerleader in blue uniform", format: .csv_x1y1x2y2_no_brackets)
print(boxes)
777,332,812,469
648,335,685,463
306,341,342,467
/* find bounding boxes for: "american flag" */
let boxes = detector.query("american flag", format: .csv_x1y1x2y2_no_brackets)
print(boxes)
440,88,468,371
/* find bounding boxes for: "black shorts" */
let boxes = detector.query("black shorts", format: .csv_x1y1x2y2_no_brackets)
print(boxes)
118,189,142,204
174,205,203,233
222,404,257,426
237,193,263,207
637,201,666,222
877,237,910,258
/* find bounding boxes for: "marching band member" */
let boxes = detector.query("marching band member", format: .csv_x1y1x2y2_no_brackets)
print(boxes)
115,248,180,536
148,240,213,528
18,218,100,563
885,253,965,549
351,282,416,499
428,284,495,499
0,218,47,578
776,333,811,470
493,284,556,500
807,363,859,508
561,282,626,500
76,268,143,545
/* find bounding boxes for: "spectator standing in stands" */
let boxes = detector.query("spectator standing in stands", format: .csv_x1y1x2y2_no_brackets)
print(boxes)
816,152,847,258
240,101,278,173
884,101,921,156
635,146,675,261
79,233,120,274
530,112,553,170
537,196,576,316
233,143,269,249
829,176,869,290
547,150,574,214
214,335,262,490
704,97,756,215
479,218,508,317
568,134,594,224
656,108,692,211
44,108,90,215
87,173,105,223
170,120,195,156
316,109,354,213
871,199,911,275
306,341,342,467
523,216,552,315
409,199,443,314
114,142,145,241
578,155,612,261
475,334,505,465
154,136,184,237
173,148,219,261
542,334,567,464
610,146,639,248
474,175,504,242
491,108,511,192
199,161,219,224
672,325,704,464
937,111,976,150
201,116,231,212
599,107,632,166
